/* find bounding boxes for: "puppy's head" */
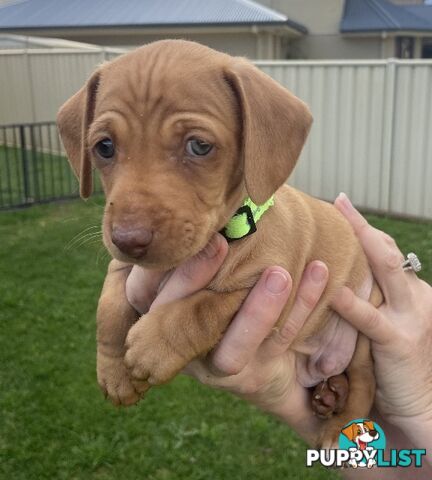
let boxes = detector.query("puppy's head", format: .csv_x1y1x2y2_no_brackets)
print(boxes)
57,40,312,269
342,421,379,445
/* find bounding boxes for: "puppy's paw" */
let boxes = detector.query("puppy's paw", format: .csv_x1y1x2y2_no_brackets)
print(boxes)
124,315,186,385
97,350,150,406
311,373,349,419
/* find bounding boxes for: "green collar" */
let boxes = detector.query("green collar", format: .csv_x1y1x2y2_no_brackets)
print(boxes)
221,196,274,242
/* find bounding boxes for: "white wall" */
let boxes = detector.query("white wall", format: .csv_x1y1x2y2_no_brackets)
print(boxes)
58,31,261,59
261,0,345,35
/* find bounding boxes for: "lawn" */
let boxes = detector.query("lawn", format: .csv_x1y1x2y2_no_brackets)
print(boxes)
0,198,431,480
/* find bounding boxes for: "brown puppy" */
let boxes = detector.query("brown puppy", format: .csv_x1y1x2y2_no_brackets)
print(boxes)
57,40,382,447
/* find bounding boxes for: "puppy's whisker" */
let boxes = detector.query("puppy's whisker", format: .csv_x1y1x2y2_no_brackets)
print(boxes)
72,232,103,249
65,229,102,251
84,238,104,248
66,224,100,239
96,245,110,265
65,224,101,249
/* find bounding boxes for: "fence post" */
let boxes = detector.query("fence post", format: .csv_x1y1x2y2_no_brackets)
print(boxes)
381,59,397,213
19,125,31,204
25,47,37,123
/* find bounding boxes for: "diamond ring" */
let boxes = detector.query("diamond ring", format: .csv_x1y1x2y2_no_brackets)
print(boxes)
402,252,422,273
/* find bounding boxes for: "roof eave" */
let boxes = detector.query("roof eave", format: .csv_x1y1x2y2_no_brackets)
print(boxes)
341,27,432,34
0,20,307,34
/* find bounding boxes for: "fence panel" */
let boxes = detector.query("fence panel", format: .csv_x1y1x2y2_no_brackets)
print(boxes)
0,48,124,124
0,49,431,219
390,64,432,219
28,50,107,122
0,121,102,209
258,61,390,212
0,53,34,124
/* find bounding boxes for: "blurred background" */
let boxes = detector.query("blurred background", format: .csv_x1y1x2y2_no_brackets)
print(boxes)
0,1,431,479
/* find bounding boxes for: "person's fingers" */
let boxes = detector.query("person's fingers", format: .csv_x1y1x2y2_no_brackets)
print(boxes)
150,233,228,310
209,267,292,376
331,286,394,346
334,193,412,312
262,261,329,357
181,359,242,390
126,266,167,314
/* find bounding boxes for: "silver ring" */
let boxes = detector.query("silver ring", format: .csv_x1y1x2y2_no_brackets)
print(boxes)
402,252,422,272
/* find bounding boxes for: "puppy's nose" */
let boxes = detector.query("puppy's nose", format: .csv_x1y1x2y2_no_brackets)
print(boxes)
369,429,378,438
111,226,152,258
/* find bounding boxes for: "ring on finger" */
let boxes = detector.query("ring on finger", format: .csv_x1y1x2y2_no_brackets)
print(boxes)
401,252,422,273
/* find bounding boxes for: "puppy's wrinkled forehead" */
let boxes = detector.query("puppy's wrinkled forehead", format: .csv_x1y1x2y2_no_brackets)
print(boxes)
58,38,312,203
95,41,235,123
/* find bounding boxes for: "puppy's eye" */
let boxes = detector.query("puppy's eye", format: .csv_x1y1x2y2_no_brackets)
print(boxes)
186,138,213,157
95,138,115,159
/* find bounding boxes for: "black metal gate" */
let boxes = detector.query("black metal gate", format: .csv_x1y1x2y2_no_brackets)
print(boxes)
0,121,102,210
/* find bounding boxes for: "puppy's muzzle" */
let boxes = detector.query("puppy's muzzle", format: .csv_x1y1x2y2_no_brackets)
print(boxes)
111,226,153,258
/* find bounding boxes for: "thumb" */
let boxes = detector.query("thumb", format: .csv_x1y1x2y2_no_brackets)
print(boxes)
150,233,228,310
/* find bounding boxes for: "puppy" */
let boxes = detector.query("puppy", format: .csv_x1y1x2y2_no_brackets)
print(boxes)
342,420,380,451
342,420,380,468
57,40,382,447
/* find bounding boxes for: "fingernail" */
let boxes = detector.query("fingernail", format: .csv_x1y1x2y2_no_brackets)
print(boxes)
265,271,288,294
202,235,220,259
310,264,327,283
337,192,354,213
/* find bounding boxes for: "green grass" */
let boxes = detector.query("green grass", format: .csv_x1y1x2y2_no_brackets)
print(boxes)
0,199,431,480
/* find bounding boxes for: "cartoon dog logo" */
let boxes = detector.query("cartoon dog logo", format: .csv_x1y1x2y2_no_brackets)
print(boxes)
341,420,380,468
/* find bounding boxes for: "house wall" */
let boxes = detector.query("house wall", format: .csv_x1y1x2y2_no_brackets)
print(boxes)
289,34,383,59
262,0,345,35
9,29,288,60
61,31,261,57
262,0,387,58
65,26,385,60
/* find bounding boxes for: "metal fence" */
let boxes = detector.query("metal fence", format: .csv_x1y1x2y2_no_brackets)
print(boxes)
0,47,431,219
0,47,124,126
257,59,432,221
0,121,101,209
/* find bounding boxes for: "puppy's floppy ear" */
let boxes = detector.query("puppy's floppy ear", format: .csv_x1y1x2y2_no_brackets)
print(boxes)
224,60,313,204
364,421,375,432
341,423,357,442
57,70,100,199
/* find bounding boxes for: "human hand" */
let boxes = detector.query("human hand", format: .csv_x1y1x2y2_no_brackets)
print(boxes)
332,193,432,449
126,233,330,444
183,260,332,444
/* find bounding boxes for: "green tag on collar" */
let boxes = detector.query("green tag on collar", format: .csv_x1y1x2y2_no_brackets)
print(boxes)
221,196,274,242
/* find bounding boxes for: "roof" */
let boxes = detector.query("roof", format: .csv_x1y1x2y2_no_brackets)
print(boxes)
0,0,307,33
341,0,432,33
405,5,432,24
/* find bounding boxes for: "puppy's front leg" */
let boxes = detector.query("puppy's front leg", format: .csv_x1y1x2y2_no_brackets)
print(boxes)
124,289,248,386
97,259,142,405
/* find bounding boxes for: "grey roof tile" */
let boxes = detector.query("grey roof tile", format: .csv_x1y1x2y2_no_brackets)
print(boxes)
341,0,432,32
0,0,307,32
